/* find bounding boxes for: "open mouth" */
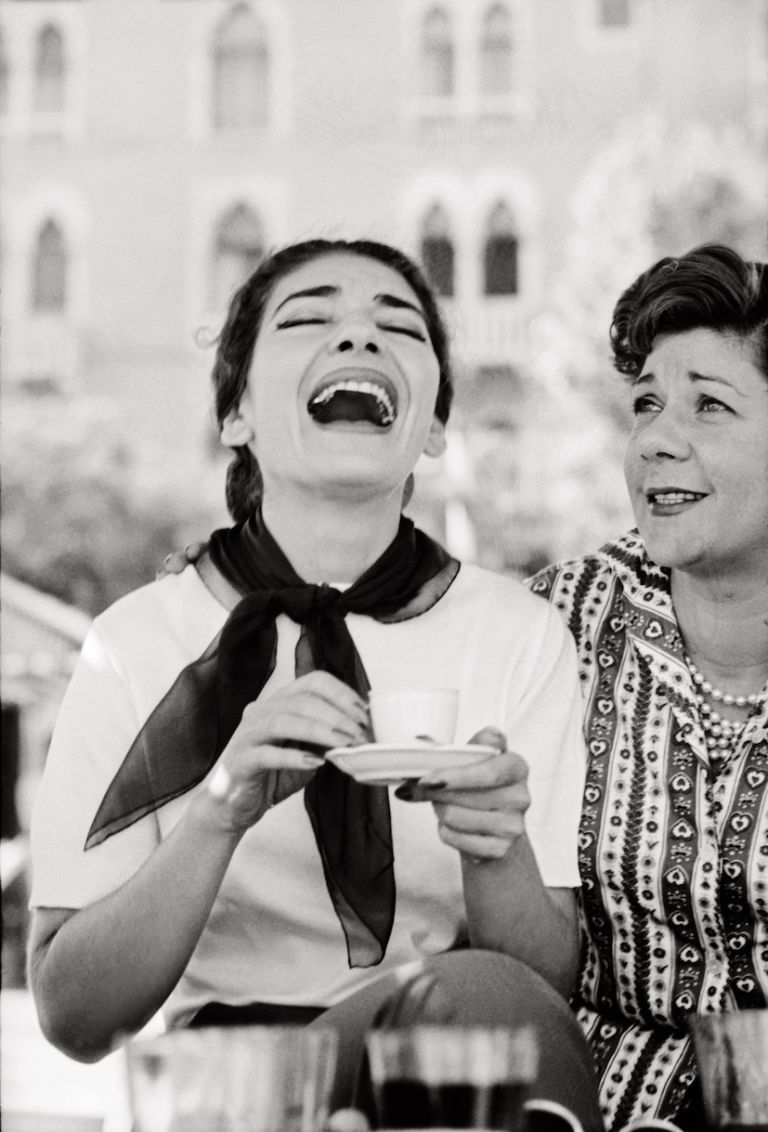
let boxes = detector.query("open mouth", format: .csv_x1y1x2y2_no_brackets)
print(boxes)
307,376,397,429
646,488,708,512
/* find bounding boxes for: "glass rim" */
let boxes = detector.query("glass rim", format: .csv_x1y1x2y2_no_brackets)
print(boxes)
366,1023,536,1039
126,1023,338,1055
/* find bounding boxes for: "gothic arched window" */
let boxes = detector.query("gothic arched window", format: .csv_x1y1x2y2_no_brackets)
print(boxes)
212,203,264,307
421,8,455,97
33,24,66,113
212,4,270,130
483,202,518,295
420,204,455,298
32,219,67,312
480,4,513,95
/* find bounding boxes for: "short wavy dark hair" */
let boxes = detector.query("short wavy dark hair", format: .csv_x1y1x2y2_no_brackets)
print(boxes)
610,243,768,381
212,238,454,523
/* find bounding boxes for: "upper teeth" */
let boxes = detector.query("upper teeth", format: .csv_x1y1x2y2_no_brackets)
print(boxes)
310,379,395,425
651,491,701,504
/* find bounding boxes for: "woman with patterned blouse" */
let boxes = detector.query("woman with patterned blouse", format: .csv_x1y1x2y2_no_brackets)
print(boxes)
529,244,768,1131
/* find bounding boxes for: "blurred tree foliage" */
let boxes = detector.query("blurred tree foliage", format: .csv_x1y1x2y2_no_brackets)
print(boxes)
448,115,766,577
554,114,766,417
2,391,220,615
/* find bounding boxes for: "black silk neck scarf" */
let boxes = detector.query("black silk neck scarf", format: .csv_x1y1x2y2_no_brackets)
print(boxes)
85,509,459,968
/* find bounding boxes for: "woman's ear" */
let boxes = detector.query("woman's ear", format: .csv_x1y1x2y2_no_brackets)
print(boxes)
423,416,447,459
220,408,255,448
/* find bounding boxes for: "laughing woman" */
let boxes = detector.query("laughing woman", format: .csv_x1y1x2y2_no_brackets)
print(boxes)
28,239,601,1128
530,245,768,1131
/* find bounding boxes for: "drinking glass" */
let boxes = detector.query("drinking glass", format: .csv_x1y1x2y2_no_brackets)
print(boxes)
365,1024,538,1132
126,1024,338,1132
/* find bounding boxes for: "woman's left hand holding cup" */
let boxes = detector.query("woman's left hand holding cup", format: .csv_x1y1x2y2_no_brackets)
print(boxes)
396,727,531,862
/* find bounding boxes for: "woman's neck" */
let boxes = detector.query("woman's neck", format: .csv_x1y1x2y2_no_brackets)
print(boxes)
261,490,404,584
671,567,768,695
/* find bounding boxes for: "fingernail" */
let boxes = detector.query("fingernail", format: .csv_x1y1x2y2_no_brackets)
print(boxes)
418,779,447,790
335,728,364,745
303,755,324,768
164,554,173,565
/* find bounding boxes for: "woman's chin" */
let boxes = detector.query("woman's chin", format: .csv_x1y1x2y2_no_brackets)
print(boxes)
637,523,704,574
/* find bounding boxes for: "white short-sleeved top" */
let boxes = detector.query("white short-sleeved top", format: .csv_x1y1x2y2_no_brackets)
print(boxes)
30,561,585,1026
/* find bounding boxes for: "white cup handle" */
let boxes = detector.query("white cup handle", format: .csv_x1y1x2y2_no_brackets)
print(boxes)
524,1098,585,1132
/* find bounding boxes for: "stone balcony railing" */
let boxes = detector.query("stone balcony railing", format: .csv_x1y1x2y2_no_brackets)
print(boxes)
441,297,530,369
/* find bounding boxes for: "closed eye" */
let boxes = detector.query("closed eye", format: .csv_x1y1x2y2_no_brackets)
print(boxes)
276,317,327,329
379,323,426,341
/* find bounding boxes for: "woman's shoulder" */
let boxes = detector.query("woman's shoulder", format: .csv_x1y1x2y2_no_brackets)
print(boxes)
91,565,227,658
526,554,612,605
525,531,645,606
448,563,584,684
456,560,544,604
452,561,569,636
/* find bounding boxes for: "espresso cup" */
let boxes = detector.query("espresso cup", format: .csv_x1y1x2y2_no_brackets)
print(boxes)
368,689,459,746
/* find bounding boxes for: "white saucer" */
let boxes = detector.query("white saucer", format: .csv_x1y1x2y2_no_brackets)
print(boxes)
325,742,499,785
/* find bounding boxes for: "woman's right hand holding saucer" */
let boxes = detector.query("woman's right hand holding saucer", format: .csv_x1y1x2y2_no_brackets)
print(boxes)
203,671,370,833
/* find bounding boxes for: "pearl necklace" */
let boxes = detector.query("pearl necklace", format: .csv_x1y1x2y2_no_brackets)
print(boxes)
684,653,768,754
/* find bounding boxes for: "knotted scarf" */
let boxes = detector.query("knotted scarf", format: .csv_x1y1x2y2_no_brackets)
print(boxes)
85,509,459,968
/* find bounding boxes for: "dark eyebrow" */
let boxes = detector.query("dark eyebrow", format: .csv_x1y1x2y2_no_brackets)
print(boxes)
273,285,427,323
273,285,338,314
632,370,743,396
374,293,427,322
689,370,744,396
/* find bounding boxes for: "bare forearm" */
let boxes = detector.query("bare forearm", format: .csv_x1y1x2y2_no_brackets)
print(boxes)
462,834,580,999
31,792,243,1061
30,673,362,1063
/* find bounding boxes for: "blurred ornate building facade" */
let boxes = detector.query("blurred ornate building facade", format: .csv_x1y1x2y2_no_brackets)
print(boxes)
2,0,766,473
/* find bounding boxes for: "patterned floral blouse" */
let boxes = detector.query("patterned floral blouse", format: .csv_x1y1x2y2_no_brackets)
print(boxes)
529,531,768,1131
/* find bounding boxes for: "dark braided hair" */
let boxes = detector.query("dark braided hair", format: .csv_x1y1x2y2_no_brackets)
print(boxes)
610,244,768,381
212,238,454,522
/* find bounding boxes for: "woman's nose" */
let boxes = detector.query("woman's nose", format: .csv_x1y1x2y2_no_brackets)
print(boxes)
638,409,692,461
327,316,381,355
